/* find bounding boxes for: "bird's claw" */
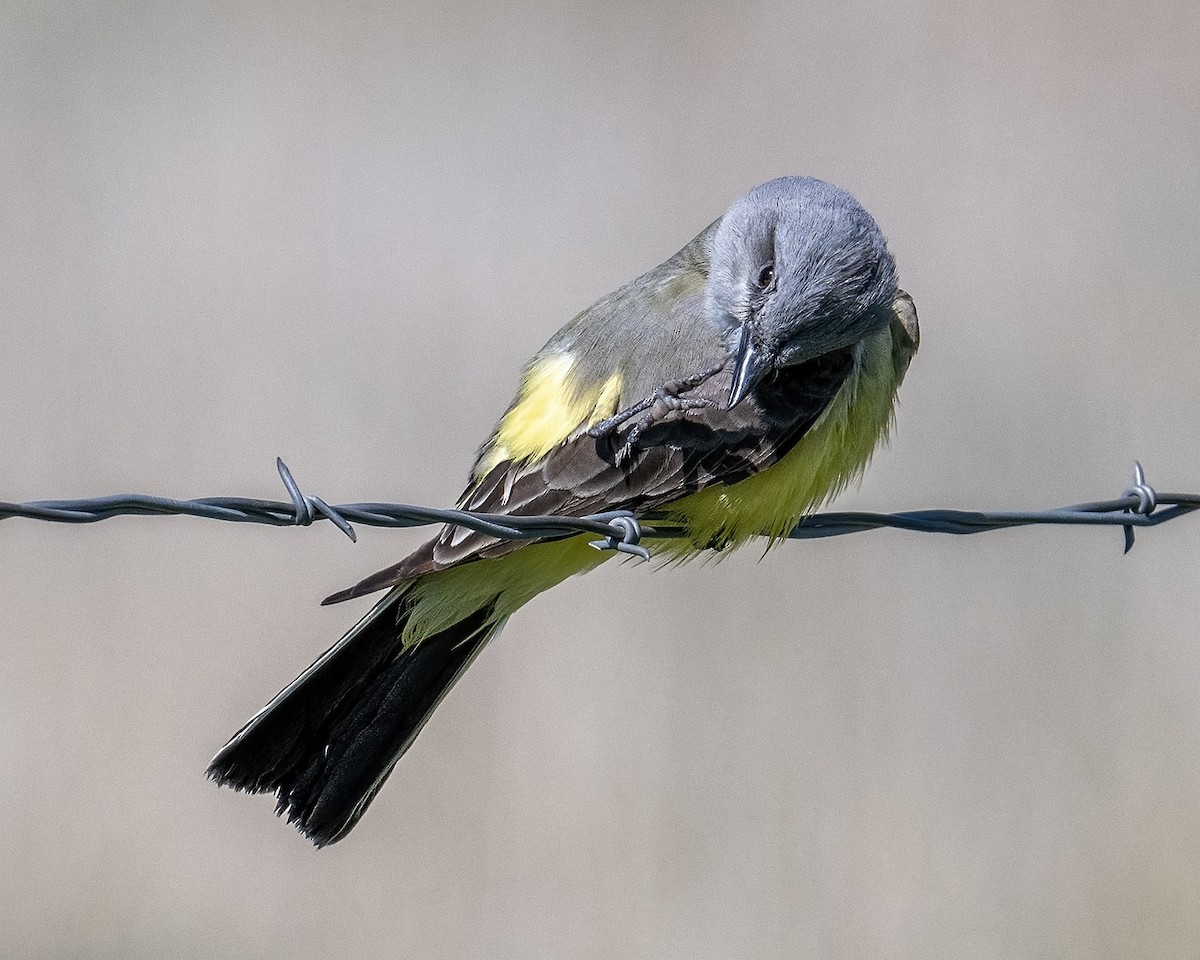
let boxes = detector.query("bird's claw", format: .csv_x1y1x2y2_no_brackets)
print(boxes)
587,363,724,463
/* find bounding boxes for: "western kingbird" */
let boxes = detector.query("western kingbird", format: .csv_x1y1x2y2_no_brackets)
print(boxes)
208,176,920,845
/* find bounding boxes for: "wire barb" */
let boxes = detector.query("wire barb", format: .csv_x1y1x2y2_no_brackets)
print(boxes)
588,515,650,561
1120,460,1158,553
276,458,357,542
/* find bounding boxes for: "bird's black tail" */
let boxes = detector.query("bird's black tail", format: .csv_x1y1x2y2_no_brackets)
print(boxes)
207,586,501,846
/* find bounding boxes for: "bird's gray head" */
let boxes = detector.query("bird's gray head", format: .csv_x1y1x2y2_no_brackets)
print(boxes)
706,177,898,408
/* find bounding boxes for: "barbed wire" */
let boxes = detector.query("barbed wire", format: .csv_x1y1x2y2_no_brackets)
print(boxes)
0,459,1195,560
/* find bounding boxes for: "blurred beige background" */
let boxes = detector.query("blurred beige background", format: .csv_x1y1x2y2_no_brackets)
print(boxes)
2,1,1199,957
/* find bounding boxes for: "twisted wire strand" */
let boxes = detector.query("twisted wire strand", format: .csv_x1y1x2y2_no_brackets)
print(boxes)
1,459,1195,558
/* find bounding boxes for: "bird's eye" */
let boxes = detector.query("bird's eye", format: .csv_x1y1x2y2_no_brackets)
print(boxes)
756,262,775,290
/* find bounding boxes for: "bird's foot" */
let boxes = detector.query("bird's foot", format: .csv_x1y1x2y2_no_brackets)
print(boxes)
587,363,724,463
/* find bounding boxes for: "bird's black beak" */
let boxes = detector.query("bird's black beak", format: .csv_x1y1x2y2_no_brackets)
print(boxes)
726,323,772,409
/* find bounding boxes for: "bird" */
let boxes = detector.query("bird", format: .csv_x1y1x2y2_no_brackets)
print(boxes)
207,176,920,846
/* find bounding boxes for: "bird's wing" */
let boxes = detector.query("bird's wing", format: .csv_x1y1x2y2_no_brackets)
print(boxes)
461,341,855,535
322,353,855,603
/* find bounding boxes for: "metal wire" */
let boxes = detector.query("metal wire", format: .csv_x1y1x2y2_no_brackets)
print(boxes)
0,459,1195,559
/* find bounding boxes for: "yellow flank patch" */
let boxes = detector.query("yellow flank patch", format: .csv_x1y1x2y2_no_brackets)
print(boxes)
474,353,623,479
656,324,903,558
400,535,609,645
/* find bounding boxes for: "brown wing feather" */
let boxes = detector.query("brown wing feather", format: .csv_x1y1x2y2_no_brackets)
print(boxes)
322,347,854,605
